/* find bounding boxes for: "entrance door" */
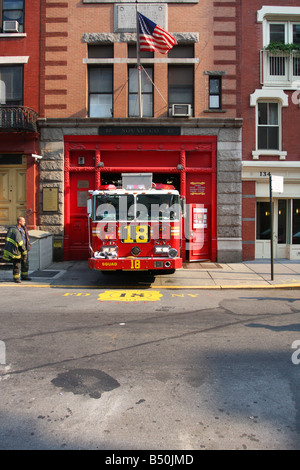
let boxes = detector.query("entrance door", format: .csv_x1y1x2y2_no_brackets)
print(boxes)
0,167,26,225
186,174,212,261
188,203,210,260
69,172,94,259
256,199,288,259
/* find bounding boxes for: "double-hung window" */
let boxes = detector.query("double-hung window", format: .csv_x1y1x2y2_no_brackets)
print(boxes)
128,66,153,117
0,65,23,105
88,45,114,118
257,102,279,150
1,0,24,33
168,45,194,116
168,66,194,114
128,45,154,117
88,67,113,118
209,76,222,110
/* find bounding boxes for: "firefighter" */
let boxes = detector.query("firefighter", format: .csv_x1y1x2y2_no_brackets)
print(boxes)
3,216,32,283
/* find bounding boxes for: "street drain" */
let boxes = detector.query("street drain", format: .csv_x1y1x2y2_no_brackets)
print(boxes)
51,369,120,399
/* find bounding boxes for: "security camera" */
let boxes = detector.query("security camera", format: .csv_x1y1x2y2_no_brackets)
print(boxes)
31,154,43,160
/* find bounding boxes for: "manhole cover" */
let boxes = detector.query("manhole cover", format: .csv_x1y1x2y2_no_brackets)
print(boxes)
51,369,120,399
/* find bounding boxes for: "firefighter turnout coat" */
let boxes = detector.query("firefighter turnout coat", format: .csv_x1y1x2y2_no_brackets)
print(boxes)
3,226,31,261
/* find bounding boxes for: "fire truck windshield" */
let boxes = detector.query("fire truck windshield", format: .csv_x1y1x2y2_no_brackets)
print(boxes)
95,194,135,221
136,194,180,220
94,193,180,221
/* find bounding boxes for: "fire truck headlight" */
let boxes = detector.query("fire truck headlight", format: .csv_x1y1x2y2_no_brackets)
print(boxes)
153,245,170,255
168,248,178,258
100,246,118,258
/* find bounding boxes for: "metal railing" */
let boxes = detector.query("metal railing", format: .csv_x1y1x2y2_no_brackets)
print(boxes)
260,50,300,86
0,106,38,132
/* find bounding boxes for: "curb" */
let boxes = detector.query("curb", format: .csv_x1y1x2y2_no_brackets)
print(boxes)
1,282,300,290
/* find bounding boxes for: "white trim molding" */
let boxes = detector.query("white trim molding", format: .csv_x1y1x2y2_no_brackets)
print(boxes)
250,88,289,107
0,56,29,64
257,6,300,23
252,150,287,160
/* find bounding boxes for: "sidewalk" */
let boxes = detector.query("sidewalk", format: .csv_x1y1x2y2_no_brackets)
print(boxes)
1,259,300,289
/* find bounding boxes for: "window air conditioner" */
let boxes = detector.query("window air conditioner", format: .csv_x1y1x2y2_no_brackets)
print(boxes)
171,104,192,117
3,21,19,33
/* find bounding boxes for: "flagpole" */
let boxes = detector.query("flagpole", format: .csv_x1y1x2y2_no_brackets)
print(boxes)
136,7,143,117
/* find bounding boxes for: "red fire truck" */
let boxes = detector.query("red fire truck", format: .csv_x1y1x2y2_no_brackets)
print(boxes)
87,173,183,273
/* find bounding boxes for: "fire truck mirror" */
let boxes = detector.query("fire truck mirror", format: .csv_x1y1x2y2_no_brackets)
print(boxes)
87,199,92,218
180,198,186,217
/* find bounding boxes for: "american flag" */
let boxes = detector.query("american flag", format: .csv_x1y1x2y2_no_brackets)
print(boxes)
138,12,177,54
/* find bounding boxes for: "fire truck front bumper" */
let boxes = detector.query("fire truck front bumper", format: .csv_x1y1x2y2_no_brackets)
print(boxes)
88,257,182,271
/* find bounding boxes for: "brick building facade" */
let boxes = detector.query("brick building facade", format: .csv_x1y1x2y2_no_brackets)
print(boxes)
0,0,40,230
241,1,300,260
37,0,243,263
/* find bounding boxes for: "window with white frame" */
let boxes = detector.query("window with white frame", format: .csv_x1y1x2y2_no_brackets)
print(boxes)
0,65,23,105
261,16,300,86
268,21,300,45
257,102,280,151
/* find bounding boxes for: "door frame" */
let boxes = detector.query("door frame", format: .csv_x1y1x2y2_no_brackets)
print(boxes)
255,198,288,259
64,135,217,261
0,157,27,225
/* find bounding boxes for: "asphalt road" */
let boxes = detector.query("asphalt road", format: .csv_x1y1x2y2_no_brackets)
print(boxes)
0,284,300,451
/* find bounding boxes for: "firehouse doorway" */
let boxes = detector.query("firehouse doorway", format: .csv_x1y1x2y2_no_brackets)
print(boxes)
68,172,94,260
64,135,217,262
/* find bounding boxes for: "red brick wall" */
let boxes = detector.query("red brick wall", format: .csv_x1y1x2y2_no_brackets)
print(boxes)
0,0,41,113
240,0,300,162
39,0,241,119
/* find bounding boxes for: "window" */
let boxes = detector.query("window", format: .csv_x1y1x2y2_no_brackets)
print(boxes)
278,199,287,244
0,65,23,105
168,44,194,59
168,45,194,115
257,102,279,150
292,200,300,244
128,66,153,117
88,66,113,118
256,201,271,240
87,46,113,118
268,21,300,45
128,45,153,117
88,45,114,59
1,0,24,33
128,44,153,60
168,65,194,113
209,76,222,110
262,21,300,85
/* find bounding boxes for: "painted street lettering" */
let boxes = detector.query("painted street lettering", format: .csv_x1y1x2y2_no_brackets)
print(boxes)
98,290,163,302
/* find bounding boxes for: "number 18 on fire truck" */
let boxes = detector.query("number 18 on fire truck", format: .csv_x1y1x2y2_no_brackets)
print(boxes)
87,173,184,273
